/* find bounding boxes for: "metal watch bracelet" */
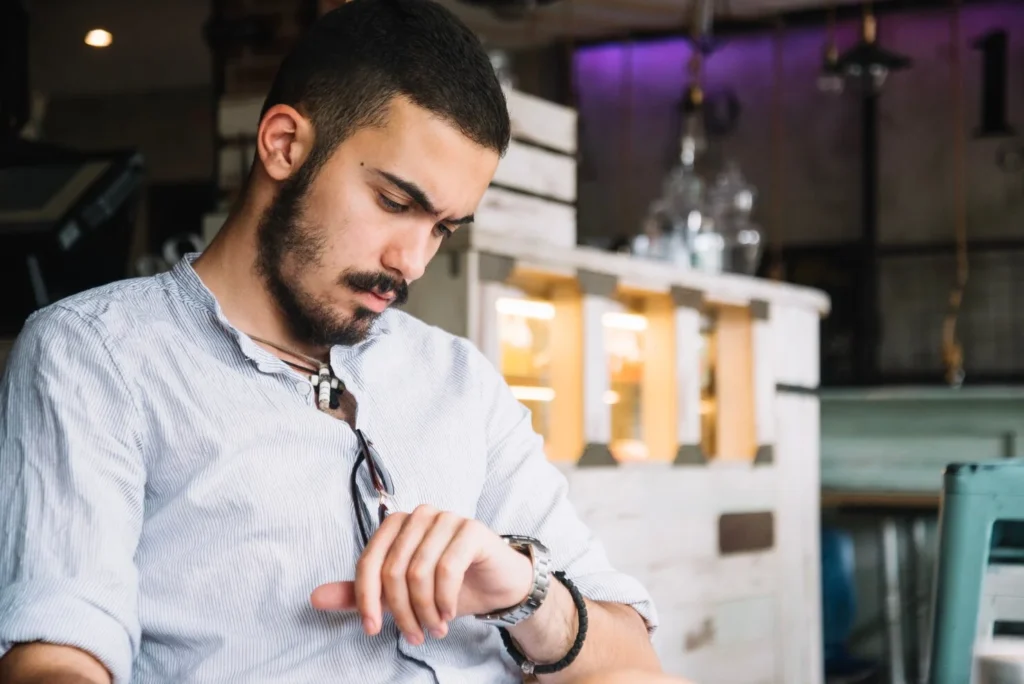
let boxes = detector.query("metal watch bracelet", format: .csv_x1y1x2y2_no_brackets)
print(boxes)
475,535,552,627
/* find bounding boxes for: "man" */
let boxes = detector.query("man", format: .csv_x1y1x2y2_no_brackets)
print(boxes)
0,0,660,682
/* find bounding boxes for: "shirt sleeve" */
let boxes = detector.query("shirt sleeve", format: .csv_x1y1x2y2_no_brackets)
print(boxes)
0,305,146,683
470,345,658,633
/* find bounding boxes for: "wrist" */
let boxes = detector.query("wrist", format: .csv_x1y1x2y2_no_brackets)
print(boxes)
506,577,576,658
501,543,535,609
501,572,590,676
477,535,553,627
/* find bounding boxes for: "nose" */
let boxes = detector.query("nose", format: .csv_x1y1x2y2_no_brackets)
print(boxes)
380,223,435,283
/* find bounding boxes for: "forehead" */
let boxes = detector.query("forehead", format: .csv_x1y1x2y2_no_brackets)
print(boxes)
327,97,500,215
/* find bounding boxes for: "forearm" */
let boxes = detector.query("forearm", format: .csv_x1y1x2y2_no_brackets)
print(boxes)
0,644,112,684
506,581,661,683
15,675,106,684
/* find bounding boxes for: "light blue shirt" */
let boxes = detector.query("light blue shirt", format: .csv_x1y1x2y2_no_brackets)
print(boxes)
0,254,656,683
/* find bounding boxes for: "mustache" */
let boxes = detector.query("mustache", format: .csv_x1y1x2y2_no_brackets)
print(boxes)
343,271,409,306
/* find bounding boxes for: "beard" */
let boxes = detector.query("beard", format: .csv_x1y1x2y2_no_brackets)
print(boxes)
255,159,409,348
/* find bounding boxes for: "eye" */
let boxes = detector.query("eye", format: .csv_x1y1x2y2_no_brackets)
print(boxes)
377,194,408,213
433,224,453,240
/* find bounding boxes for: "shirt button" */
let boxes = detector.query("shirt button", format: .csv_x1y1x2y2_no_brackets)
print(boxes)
295,381,310,394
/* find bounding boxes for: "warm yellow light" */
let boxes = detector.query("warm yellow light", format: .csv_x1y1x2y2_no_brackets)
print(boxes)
604,390,620,405
510,385,555,402
611,439,649,461
496,298,555,320
85,29,113,48
602,312,648,332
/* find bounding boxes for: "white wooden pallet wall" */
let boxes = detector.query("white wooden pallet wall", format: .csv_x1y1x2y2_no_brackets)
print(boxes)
405,227,828,684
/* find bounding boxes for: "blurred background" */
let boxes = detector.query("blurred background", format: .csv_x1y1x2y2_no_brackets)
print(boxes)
3,0,1024,682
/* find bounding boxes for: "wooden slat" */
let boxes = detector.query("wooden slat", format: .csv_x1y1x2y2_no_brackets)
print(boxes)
675,305,703,448
492,140,576,203
754,305,777,447
504,87,577,155
548,282,585,463
581,293,613,448
474,187,576,249
402,250,472,339
219,86,578,157
642,294,677,462
715,305,757,462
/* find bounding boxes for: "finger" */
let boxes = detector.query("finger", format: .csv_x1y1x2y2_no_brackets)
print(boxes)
436,519,488,620
355,512,407,635
381,506,439,645
408,511,463,638
310,581,356,611
311,582,392,613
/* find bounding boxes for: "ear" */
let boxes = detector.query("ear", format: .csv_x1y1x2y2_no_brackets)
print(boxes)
256,104,314,182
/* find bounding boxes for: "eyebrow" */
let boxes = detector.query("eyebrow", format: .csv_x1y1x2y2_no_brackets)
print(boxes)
375,170,475,226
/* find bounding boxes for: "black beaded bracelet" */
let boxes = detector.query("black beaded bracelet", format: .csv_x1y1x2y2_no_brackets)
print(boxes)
499,570,589,676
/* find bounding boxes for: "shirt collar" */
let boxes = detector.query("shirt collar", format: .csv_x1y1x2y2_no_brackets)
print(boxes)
170,252,394,348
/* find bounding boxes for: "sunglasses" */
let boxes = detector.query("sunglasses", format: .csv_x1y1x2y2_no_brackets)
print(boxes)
350,428,395,547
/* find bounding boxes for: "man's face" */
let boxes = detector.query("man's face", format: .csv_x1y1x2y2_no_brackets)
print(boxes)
256,96,499,347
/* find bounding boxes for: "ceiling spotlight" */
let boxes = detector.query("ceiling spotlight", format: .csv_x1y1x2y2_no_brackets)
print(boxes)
84,29,113,48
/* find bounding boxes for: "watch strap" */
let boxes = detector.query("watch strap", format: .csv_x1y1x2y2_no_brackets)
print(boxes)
475,535,552,627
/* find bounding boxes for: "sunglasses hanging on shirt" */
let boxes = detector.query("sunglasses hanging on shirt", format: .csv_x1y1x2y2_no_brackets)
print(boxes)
242,331,394,547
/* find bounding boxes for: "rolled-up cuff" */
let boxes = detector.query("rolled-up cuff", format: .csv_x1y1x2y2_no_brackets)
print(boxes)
573,571,660,636
0,582,134,683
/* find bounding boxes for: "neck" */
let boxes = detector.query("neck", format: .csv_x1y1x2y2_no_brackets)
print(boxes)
192,195,330,363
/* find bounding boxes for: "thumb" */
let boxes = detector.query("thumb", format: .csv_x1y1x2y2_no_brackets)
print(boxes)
310,581,356,611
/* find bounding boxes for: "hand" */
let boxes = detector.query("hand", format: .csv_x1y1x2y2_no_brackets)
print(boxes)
310,504,534,645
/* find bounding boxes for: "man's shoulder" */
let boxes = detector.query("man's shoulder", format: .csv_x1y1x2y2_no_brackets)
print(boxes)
12,273,179,368
26,272,176,341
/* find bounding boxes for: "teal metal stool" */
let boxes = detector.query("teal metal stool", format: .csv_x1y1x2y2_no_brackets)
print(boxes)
929,459,1024,684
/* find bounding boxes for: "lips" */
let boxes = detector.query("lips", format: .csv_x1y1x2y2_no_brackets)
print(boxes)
353,288,395,313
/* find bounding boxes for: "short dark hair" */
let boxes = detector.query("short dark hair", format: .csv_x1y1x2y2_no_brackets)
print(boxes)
261,0,511,175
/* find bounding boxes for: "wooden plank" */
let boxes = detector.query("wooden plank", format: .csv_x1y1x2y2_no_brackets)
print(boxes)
443,228,831,321
476,281,513,368
753,306,777,448
642,294,677,462
504,87,577,155
654,602,779,681
492,139,576,204
218,89,579,159
715,305,757,462
674,306,703,449
402,250,471,339
775,393,824,684
548,282,584,463
820,490,941,509
642,551,781,607
566,465,780,523
772,304,820,389
474,186,576,249
581,293,613,450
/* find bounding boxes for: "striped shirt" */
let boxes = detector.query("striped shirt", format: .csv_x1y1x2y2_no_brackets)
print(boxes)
0,254,656,684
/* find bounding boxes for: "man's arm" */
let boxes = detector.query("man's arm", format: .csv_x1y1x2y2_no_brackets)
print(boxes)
0,306,146,684
470,343,660,681
307,342,659,679
0,643,111,684
508,582,660,682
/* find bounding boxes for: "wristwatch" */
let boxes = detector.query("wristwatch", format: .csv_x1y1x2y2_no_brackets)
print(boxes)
476,535,553,627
